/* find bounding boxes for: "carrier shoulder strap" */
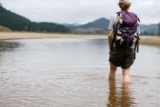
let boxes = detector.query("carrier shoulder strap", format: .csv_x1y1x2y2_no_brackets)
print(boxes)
134,33,140,59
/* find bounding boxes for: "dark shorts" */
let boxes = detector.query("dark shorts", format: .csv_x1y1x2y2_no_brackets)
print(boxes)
109,47,135,69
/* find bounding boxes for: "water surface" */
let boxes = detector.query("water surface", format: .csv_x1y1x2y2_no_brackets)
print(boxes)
0,38,159,107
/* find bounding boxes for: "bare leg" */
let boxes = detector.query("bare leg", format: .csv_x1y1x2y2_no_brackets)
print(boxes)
109,63,117,81
122,68,130,83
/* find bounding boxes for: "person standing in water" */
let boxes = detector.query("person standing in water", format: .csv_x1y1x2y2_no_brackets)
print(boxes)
108,0,140,83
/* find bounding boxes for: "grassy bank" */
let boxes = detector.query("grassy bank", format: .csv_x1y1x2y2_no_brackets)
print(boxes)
140,36,160,46
0,26,12,32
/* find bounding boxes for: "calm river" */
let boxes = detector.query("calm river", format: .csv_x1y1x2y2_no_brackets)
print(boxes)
0,38,159,107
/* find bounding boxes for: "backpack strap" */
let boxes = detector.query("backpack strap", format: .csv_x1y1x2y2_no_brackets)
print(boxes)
116,12,121,16
134,34,140,59
136,35,140,53
138,18,140,22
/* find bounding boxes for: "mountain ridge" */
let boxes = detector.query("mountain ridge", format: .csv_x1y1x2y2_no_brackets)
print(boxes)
65,18,109,34
64,18,158,35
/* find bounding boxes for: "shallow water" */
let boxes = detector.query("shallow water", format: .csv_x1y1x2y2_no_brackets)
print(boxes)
0,38,159,107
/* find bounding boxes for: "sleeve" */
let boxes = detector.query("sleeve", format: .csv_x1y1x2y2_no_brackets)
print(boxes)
108,15,114,31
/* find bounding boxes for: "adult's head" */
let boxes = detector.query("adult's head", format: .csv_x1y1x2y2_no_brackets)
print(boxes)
119,0,131,11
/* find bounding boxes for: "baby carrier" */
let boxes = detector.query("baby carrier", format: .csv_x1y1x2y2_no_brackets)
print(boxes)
111,11,140,59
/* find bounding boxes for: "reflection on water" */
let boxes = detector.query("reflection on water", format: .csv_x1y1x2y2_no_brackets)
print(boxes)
0,41,20,51
107,82,134,107
0,38,160,107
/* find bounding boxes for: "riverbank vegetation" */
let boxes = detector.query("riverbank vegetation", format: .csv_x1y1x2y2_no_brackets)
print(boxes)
140,37,160,46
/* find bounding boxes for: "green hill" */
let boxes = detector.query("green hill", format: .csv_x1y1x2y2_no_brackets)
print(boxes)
140,24,158,35
78,18,109,31
66,18,109,34
0,6,70,33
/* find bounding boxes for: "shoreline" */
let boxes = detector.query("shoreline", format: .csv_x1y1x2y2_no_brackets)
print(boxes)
0,32,107,40
0,32,160,46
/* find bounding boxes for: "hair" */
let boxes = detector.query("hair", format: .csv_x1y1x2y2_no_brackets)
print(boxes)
118,2,131,11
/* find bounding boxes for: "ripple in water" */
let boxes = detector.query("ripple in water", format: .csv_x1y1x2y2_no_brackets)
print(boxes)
0,39,160,107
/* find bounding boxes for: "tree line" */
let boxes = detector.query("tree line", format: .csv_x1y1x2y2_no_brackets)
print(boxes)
0,6,70,33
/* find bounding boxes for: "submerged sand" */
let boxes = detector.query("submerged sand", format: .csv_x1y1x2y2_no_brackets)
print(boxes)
0,37,159,107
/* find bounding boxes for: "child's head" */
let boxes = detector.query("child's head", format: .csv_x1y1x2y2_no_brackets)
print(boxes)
118,0,131,11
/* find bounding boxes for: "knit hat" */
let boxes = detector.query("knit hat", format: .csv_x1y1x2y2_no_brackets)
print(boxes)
119,0,131,3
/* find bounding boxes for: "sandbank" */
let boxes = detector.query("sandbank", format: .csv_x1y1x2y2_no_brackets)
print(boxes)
0,32,107,40
0,32,159,46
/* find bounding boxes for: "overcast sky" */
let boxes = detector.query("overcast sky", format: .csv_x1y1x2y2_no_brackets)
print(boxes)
0,0,160,25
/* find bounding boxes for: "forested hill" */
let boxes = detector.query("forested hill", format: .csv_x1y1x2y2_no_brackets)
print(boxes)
0,6,70,33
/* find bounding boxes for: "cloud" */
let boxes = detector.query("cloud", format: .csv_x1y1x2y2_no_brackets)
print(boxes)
130,0,160,24
0,0,160,25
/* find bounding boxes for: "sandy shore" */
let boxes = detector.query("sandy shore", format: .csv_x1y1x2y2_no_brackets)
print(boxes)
0,32,159,46
0,32,107,39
